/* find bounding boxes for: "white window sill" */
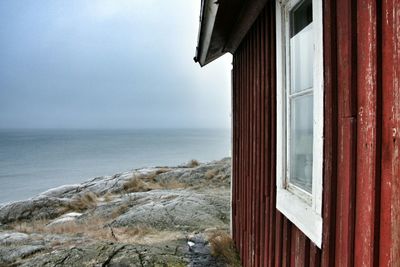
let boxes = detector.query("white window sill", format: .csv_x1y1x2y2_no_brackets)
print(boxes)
276,188,322,247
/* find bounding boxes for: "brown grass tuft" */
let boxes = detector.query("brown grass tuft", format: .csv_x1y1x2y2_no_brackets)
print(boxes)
14,217,112,240
123,176,151,193
208,231,241,267
187,159,200,168
123,173,186,193
140,169,170,182
159,179,186,189
103,192,115,202
118,225,154,238
68,191,98,211
205,169,219,180
110,204,130,219
13,219,48,234
11,217,178,244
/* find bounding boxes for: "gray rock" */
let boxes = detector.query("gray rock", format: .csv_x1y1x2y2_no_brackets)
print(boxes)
0,232,29,244
18,241,188,267
155,158,231,188
0,245,45,265
46,212,82,227
39,184,81,198
110,189,230,231
0,196,70,224
186,233,226,267
16,238,228,267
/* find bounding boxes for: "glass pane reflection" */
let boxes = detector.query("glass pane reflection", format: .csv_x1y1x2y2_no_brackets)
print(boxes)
290,23,313,94
289,95,313,193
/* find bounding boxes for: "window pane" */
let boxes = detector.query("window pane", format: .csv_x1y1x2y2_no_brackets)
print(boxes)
290,0,312,37
289,94,313,193
290,23,313,93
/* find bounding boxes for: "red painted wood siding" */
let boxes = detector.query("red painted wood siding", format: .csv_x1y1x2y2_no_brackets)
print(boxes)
231,1,400,266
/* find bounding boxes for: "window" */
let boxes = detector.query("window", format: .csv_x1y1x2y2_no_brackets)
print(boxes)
276,0,323,247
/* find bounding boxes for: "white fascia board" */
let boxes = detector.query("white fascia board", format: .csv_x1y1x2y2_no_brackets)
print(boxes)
198,0,219,66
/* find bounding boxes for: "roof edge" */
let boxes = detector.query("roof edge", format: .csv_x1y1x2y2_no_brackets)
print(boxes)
194,0,269,67
194,0,220,67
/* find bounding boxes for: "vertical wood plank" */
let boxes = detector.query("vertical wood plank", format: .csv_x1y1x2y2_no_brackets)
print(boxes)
232,53,236,244
290,226,298,267
254,17,261,267
240,36,245,266
295,230,310,267
275,212,284,267
355,1,381,266
309,244,321,267
250,26,256,267
245,32,251,266
269,4,278,267
322,0,338,266
335,1,357,266
259,10,266,267
239,41,244,262
380,0,400,266
282,219,292,267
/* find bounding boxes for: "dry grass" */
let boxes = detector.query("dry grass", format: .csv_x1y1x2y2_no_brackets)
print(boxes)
110,204,130,219
123,173,186,193
11,217,179,244
187,159,200,168
145,168,171,182
103,192,116,202
67,191,98,211
117,225,154,238
205,169,219,180
114,226,183,244
13,219,48,234
12,218,100,238
154,168,171,175
208,231,241,267
123,176,152,193
159,179,186,189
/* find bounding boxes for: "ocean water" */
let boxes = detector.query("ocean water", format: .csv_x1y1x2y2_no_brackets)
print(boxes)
0,129,231,204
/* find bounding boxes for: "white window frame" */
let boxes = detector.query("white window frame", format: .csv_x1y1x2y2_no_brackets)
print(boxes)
276,0,324,247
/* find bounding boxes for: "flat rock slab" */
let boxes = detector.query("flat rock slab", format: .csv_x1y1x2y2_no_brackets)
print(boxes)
109,189,230,231
15,239,225,267
0,245,45,265
0,232,29,244
0,197,69,224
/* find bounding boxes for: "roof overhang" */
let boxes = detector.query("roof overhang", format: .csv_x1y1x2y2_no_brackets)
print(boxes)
194,0,269,67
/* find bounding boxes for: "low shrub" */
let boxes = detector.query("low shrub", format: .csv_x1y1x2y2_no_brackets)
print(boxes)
209,231,241,267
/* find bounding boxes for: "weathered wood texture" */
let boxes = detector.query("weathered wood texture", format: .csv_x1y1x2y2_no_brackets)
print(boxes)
231,1,400,266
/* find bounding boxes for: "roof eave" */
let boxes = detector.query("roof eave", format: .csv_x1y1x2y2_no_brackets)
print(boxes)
194,0,269,67
194,0,220,67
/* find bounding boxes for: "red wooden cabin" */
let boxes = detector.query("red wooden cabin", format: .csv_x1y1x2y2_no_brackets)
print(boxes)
194,0,400,266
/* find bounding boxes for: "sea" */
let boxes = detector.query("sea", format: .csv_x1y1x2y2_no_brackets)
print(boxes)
0,129,231,204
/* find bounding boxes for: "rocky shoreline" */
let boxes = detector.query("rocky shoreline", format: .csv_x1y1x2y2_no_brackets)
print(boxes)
0,158,240,267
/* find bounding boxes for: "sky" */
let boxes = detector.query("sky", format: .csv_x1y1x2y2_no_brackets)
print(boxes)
0,0,232,129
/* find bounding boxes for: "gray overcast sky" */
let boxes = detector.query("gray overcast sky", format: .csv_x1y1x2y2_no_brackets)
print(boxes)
0,0,232,129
